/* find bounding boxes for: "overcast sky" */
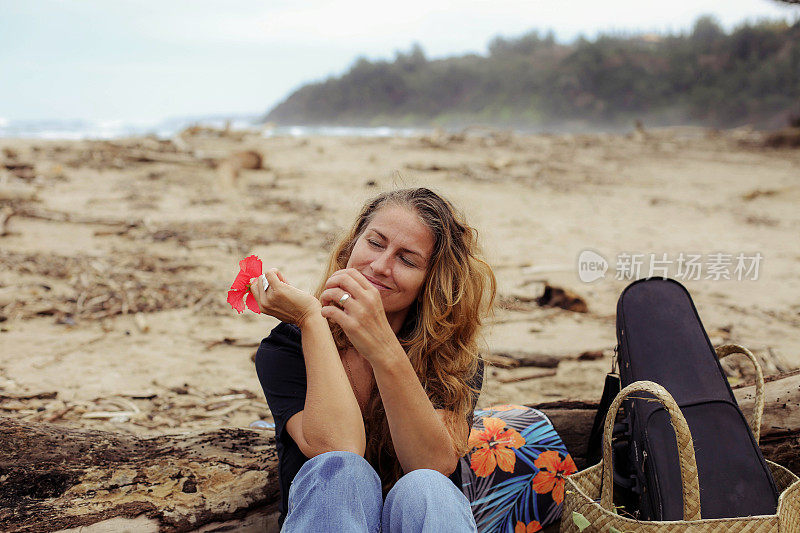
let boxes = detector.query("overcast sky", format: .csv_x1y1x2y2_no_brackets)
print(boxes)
1,0,796,122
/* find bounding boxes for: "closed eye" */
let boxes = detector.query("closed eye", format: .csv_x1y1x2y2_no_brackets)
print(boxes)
368,239,417,267
400,256,416,267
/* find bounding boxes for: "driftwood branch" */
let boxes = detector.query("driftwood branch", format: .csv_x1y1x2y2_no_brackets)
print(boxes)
484,349,607,369
485,350,563,369
497,369,558,383
0,372,797,532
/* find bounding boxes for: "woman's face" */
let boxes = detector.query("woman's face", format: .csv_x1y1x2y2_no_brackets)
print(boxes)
346,205,435,327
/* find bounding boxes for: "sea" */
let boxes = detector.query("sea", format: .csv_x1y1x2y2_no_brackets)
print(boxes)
0,115,426,140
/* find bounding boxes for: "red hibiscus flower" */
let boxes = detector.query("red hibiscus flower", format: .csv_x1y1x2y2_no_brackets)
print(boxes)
515,520,542,533
467,417,526,477
226,255,263,314
531,450,577,505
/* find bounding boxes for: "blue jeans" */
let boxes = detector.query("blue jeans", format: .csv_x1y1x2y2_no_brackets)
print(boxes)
282,451,478,533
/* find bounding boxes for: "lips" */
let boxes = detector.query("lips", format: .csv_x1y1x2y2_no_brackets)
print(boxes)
365,275,392,290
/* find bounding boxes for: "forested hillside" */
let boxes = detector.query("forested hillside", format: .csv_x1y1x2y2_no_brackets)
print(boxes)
264,17,800,130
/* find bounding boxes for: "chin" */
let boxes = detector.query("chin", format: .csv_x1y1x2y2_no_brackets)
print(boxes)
379,298,402,312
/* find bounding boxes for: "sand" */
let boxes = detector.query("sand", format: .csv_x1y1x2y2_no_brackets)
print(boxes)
0,126,798,438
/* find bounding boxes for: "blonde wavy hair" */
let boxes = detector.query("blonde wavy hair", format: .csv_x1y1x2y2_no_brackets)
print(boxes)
313,187,497,495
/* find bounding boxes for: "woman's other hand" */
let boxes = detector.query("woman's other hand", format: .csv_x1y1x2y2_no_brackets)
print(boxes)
319,268,401,363
249,268,321,327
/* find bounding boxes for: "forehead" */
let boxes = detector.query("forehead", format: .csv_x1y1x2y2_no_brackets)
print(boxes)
365,205,434,257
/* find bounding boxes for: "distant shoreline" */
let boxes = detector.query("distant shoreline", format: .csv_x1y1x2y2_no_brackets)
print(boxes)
0,118,773,142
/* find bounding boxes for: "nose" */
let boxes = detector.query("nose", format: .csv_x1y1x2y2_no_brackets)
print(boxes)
371,251,392,277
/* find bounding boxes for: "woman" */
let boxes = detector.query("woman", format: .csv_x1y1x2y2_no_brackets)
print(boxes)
251,187,496,532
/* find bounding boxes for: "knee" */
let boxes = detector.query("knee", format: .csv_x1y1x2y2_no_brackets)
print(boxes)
312,450,368,465
383,468,473,530
298,450,375,480
286,451,383,528
389,468,457,502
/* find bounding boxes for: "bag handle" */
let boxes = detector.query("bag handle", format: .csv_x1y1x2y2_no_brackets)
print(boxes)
601,381,702,521
715,344,765,442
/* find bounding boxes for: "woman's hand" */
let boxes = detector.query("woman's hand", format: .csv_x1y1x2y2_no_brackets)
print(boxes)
319,268,402,363
248,268,321,327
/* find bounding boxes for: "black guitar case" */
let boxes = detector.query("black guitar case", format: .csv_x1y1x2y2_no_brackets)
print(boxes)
592,278,779,520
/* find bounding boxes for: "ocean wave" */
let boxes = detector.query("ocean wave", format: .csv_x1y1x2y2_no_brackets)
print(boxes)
0,117,428,140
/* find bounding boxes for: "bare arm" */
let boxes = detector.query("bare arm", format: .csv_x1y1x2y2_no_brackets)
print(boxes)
293,312,366,457
319,268,465,474
250,271,365,457
371,345,465,475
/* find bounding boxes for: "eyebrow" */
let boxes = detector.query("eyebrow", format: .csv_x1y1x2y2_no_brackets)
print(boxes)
369,229,426,259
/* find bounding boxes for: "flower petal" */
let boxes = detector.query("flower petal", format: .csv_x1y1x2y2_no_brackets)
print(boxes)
470,446,498,477
239,255,263,278
528,521,542,533
245,291,261,314
515,522,526,533
245,292,260,313
229,270,250,291
552,479,566,505
227,289,246,313
481,417,507,438
531,470,557,494
560,454,578,476
494,446,518,473
498,427,526,449
534,450,561,473
467,427,488,450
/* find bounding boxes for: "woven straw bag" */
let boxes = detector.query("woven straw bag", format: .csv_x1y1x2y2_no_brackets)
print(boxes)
561,373,800,532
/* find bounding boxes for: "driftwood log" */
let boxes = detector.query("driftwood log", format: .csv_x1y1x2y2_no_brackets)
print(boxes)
0,423,281,532
1,372,797,532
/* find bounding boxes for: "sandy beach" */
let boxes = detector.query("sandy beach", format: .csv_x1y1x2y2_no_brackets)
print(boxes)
1,126,799,439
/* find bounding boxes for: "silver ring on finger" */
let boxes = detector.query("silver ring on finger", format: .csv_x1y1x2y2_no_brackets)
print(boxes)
337,292,351,306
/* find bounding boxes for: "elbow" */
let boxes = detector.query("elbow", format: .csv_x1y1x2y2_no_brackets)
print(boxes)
438,455,460,477
416,452,459,478
439,442,463,476
407,459,458,479
306,436,366,459
308,444,366,459
299,419,366,459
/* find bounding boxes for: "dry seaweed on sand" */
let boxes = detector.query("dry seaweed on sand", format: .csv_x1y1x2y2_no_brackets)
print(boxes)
0,385,271,435
0,250,219,320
